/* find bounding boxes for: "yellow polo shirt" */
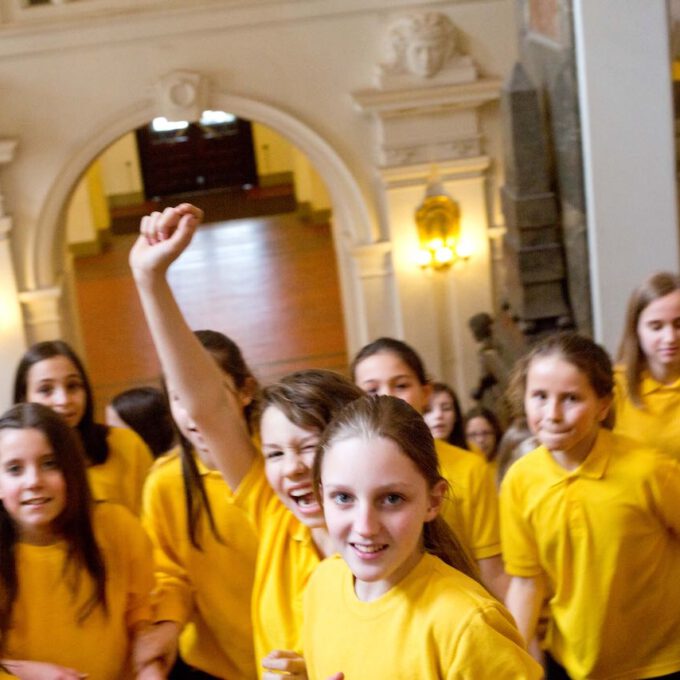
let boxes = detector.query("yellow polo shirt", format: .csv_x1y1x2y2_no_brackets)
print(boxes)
142,450,258,678
500,429,680,680
88,426,154,515
614,367,680,461
303,553,542,679
3,503,154,680
235,458,321,677
436,439,501,561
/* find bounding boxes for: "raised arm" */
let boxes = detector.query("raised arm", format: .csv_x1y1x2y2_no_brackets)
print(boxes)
129,204,256,489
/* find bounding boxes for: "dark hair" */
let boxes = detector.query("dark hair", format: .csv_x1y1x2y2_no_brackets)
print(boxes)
350,337,428,385
0,403,106,653
429,382,467,449
507,332,614,427
617,272,680,407
110,387,176,458
463,406,503,462
495,418,537,485
170,331,259,550
13,341,109,465
258,369,363,433
315,395,479,582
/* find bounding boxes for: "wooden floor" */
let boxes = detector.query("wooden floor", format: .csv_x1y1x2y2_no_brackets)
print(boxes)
74,211,348,419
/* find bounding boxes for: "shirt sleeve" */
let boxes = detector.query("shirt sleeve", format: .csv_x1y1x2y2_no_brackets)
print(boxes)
499,470,543,578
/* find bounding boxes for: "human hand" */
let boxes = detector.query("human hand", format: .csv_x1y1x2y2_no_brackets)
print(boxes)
129,204,204,280
135,660,166,680
0,659,87,680
131,621,180,675
261,650,308,679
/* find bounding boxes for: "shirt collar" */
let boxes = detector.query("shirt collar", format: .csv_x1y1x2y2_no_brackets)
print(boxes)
543,429,611,484
640,371,680,396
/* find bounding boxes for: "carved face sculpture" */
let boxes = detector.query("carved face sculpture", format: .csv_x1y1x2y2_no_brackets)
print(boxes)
406,36,449,78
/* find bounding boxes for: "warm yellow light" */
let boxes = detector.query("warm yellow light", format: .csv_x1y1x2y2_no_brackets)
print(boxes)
417,248,433,268
455,236,474,260
428,237,444,251
434,246,454,266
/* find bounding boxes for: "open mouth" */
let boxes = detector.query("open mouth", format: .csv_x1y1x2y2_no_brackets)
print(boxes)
351,543,388,557
289,488,319,512
21,497,50,506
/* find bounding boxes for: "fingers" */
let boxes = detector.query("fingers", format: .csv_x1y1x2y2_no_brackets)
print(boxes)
261,649,308,678
140,204,203,245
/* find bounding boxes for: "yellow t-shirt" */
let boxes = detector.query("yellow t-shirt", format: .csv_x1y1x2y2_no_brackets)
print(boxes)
303,553,541,680
613,367,680,461
235,458,321,676
88,426,154,515
435,439,501,561
500,429,680,680
142,450,259,679
3,502,154,680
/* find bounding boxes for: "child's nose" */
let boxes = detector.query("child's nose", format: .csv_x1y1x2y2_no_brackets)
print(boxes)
354,503,380,536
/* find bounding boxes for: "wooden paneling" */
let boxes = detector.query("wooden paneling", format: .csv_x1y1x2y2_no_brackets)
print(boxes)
74,212,347,419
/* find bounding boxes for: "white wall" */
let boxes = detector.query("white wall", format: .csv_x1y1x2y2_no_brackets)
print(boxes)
0,0,523,396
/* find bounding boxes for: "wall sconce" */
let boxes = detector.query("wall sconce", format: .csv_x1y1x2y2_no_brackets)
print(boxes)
415,174,471,270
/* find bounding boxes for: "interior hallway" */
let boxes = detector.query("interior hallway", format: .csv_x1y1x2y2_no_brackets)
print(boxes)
74,210,347,419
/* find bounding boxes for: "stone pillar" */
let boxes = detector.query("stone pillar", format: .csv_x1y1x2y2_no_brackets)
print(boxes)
351,10,500,393
573,0,680,352
0,139,26,410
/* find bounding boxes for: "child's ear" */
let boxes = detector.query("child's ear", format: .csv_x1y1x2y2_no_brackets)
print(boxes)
425,479,448,522
598,395,614,423
238,376,258,409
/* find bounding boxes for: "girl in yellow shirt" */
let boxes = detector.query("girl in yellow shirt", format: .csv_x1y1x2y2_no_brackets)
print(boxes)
129,204,363,678
423,381,467,449
502,332,680,679
614,271,680,459
351,337,507,598
303,394,541,680
13,340,154,514
141,330,260,679
0,402,159,679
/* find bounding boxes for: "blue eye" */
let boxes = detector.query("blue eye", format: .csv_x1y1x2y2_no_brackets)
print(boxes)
384,494,404,506
331,492,353,505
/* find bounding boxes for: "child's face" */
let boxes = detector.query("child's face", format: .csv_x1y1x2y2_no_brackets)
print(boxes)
353,352,430,413
321,435,442,602
525,355,611,464
260,405,324,528
637,289,680,378
465,416,497,458
423,391,456,441
0,428,66,545
25,356,87,428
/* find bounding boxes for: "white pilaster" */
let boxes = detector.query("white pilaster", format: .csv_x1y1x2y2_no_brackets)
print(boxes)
574,0,680,353
0,139,25,411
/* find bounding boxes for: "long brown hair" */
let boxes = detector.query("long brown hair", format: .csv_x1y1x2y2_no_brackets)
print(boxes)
0,404,107,654
314,395,479,582
13,341,109,465
170,330,258,550
617,272,680,407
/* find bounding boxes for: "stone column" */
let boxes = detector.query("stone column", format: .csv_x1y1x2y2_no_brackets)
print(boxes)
0,139,26,410
573,0,680,352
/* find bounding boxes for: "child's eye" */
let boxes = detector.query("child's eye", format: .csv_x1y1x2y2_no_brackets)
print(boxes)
4,463,22,475
365,388,379,396
565,394,582,403
37,386,53,396
331,492,353,505
264,450,284,461
530,390,547,400
383,493,404,506
41,458,60,471
395,383,411,391
66,380,84,392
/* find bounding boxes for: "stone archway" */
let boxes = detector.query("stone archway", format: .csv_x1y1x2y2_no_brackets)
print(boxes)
26,87,376,352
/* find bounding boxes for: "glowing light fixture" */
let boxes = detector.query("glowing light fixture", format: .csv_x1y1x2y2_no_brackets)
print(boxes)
415,171,470,271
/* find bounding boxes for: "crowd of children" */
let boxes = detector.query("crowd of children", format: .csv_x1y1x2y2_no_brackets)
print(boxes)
1,203,678,679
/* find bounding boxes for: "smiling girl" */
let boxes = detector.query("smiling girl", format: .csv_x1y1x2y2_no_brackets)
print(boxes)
351,337,506,598
0,403,158,680
129,204,363,679
614,271,680,460
303,395,541,679
13,341,153,515
501,332,680,679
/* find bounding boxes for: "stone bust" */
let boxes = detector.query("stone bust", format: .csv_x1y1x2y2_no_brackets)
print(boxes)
382,12,457,79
